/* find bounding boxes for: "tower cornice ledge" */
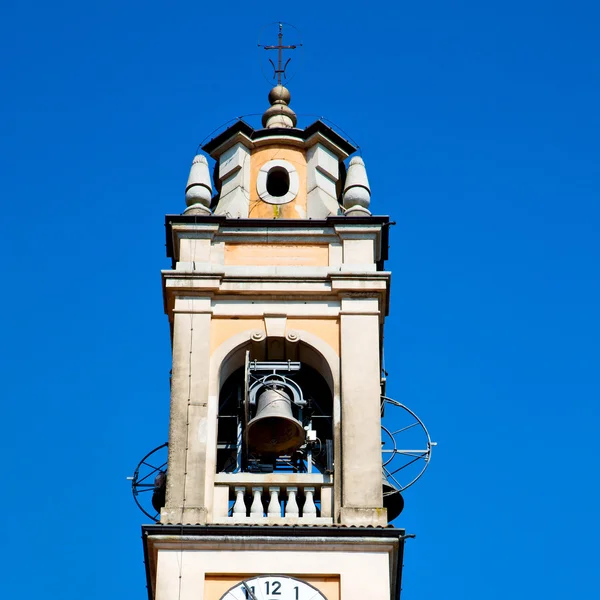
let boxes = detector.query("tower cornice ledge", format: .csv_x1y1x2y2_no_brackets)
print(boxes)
161,270,391,318
165,215,391,269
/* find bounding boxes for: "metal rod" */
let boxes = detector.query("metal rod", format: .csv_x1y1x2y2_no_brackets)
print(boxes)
388,453,428,476
236,419,242,473
390,422,419,436
307,419,313,474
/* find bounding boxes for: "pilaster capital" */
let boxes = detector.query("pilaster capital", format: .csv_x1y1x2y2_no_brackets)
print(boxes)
169,222,220,262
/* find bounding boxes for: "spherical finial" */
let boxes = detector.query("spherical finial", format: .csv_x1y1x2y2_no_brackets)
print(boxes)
268,85,291,105
262,84,297,128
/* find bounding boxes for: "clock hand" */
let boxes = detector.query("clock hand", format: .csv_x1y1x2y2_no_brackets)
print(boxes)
242,581,259,600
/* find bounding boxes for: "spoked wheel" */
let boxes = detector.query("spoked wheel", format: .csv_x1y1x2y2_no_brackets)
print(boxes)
381,397,435,495
130,442,168,522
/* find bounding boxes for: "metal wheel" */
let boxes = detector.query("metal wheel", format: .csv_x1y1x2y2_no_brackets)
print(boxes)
129,442,168,522
381,397,435,494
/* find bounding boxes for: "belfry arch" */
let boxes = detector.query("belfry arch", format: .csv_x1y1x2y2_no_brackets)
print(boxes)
209,327,340,399
209,329,340,484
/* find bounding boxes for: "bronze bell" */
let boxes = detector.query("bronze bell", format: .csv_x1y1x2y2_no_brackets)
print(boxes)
383,477,405,522
151,471,167,513
247,386,305,454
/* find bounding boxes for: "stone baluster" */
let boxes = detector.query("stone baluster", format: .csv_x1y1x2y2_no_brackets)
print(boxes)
285,486,299,517
250,487,264,517
303,487,317,517
267,487,281,517
233,486,247,517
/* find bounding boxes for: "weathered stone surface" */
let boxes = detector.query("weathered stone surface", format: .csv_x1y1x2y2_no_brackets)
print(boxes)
343,156,372,216
185,154,212,214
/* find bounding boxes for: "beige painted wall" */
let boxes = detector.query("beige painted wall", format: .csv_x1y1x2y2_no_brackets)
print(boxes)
249,145,307,219
287,318,340,356
210,319,265,355
210,318,339,359
224,243,329,266
155,547,391,600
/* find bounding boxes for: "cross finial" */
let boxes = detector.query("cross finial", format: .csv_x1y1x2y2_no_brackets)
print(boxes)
259,22,300,85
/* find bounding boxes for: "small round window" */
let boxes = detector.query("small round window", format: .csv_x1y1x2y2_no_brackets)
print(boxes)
266,167,290,197
257,159,299,205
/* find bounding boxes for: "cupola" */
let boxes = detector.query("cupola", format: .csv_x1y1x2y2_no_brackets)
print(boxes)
182,84,372,220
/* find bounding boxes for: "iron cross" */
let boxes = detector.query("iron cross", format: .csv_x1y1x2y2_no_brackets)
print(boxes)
259,23,299,85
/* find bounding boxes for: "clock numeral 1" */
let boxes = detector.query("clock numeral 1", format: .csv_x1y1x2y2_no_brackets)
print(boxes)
293,586,299,600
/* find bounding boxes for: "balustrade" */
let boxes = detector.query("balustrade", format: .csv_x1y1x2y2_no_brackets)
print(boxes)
213,474,333,524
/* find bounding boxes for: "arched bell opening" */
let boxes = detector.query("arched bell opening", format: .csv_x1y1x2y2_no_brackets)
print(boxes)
216,355,334,476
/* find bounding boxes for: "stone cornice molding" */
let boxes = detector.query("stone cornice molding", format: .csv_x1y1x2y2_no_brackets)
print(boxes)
165,216,390,266
162,269,390,318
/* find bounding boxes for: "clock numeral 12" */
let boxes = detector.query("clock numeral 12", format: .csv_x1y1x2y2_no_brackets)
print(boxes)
265,580,282,595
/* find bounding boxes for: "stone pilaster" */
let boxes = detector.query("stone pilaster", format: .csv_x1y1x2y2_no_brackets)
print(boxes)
339,296,387,526
161,297,213,524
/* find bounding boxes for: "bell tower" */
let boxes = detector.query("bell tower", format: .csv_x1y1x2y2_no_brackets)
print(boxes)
139,32,419,600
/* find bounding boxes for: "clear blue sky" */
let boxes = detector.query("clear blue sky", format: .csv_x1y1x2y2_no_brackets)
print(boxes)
1,1,599,599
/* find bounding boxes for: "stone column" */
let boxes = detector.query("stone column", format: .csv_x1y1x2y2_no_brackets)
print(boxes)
339,296,387,526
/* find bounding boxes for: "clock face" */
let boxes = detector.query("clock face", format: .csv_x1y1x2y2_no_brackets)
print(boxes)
220,575,328,600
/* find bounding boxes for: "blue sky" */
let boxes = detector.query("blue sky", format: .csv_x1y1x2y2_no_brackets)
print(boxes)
1,1,599,599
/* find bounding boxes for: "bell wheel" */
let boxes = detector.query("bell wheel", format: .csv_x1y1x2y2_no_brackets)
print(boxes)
130,443,168,522
381,397,434,494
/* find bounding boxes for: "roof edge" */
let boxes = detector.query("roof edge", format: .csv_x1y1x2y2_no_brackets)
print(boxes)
201,119,357,157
